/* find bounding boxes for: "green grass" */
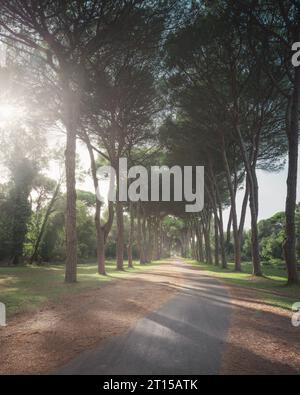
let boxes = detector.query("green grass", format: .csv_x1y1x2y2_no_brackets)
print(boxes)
0,260,165,317
186,259,300,310
2,258,298,317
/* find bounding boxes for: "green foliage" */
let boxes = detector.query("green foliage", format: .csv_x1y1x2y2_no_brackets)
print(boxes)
241,208,300,263
39,194,97,262
0,123,47,264
76,200,96,259
257,211,285,261
0,158,37,264
76,190,96,207
39,210,65,261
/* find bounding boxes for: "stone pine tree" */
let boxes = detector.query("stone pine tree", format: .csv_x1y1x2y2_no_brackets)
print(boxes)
0,1,157,281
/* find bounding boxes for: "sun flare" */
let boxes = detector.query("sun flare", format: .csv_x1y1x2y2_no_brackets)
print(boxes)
0,103,21,125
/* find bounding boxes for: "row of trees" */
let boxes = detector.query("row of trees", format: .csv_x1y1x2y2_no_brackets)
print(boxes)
0,0,186,281
0,1,299,285
184,205,300,266
159,0,300,284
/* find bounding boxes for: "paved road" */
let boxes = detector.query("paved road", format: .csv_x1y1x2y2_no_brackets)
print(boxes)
57,261,232,375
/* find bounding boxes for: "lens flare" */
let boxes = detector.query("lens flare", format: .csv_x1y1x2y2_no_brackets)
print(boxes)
0,103,21,125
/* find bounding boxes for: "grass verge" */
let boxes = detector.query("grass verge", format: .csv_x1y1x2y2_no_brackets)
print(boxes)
0,260,165,317
186,259,300,310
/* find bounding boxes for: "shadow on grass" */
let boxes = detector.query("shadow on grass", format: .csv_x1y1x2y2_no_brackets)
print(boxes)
0,260,168,317
185,259,300,310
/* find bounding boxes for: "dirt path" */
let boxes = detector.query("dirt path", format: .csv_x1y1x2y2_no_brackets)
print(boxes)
221,284,300,375
1,260,299,375
0,262,182,374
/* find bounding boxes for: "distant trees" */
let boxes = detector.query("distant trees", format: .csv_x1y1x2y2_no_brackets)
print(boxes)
28,176,61,264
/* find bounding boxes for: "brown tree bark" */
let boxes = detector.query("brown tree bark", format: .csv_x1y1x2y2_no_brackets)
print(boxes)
249,167,262,276
216,189,227,268
153,216,160,260
207,162,227,268
127,202,134,269
142,214,149,263
137,202,146,264
226,208,232,247
147,217,152,262
191,224,196,260
202,210,213,264
222,139,241,271
196,222,204,262
214,213,220,266
116,200,124,270
203,227,212,264
114,158,124,271
206,181,220,266
63,82,78,283
284,67,300,284
238,177,250,243
85,137,114,275
158,219,163,259
229,61,262,276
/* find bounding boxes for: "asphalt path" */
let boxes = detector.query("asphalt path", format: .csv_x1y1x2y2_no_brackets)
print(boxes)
57,260,232,375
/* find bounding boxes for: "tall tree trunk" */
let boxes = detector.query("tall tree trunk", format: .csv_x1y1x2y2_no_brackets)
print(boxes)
116,200,124,270
222,140,241,271
214,213,219,266
215,190,227,268
230,62,262,276
191,226,196,260
192,223,199,261
64,107,78,282
97,229,106,275
239,177,250,243
208,161,227,268
137,203,146,264
218,212,227,268
85,138,107,275
147,218,152,262
142,214,148,262
249,167,262,276
284,67,300,284
226,208,232,247
234,128,262,275
154,216,159,260
158,220,163,259
114,159,124,271
127,202,134,268
202,211,212,264
181,229,189,258
196,222,204,262
203,226,212,264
